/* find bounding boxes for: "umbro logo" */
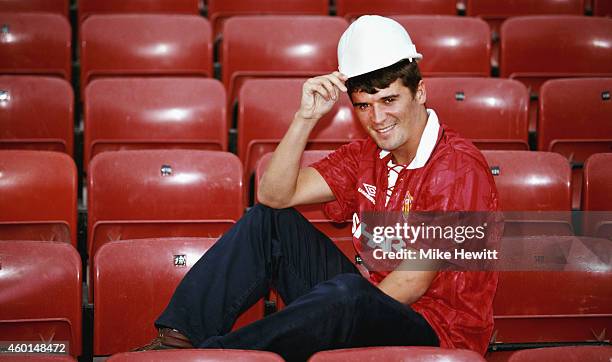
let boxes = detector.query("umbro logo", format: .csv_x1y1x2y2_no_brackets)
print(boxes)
363,183,376,197
357,183,376,205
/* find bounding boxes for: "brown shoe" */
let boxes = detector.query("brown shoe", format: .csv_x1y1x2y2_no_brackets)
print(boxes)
133,328,194,351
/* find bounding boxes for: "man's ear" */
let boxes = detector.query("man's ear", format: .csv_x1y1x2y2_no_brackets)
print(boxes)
416,80,426,104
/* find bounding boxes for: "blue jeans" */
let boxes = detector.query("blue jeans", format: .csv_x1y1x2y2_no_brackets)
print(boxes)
156,204,439,361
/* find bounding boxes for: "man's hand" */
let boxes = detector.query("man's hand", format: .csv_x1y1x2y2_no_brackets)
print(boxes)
296,72,348,121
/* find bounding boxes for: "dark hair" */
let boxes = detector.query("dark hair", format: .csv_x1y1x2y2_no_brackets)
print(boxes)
346,59,421,97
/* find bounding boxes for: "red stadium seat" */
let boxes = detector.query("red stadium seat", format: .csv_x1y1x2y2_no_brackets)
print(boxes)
80,15,212,95
425,77,529,150
78,0,200,22
0,13,71,80
482,151,572,236
87,150,243,261
238,78,366,199
468,0,583,27
582,153,612,238
221,16,348,116
208,0,328,37
255,151,351,237
0,0,69,17
84,78,226,169
538,78,612,165
483,151,571,211
538,78,612,209
493,244,612,345
594,0,612,16
467,0,584,68
0,151,77,246
500,16,612,132
508,346,612,362
501,16,612,85
309,346,487,361
0,241,82,356
94,237,266,355
336,0,457,21
392,16,491,77
0,76,73,155
107,349,284,361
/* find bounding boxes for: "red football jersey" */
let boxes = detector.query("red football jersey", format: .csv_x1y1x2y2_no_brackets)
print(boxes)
311,112,499,355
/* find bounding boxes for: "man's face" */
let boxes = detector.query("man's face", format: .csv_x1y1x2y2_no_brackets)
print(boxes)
350,79,426,154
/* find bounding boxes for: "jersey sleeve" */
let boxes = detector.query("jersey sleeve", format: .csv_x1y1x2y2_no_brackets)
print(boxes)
309,140,364,222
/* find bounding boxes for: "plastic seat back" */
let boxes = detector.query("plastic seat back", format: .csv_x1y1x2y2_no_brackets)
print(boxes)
467,0,584,37
483,151,571,211
78,0,200,23
222,16,347,113
0,0,69,17
208,0,328,37
336,0,457,21
94,238,214,354
0,76,73,155
0,240,82,356
392,16,491,77
80,14,212,93
0,13,71,80
309,346,487,361
538,78,612,164
0,150,77,246
95,238,267,355
84,77,226,169
88,150,244,260
483,151,572,236
425,77,528,150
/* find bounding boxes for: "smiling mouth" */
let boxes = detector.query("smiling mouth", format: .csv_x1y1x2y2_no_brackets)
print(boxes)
374,124,396,134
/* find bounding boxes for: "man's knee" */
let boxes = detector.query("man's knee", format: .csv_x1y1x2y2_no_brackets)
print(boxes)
320,273,373,301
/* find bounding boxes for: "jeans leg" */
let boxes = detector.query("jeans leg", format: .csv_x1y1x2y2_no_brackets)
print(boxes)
199,274,439,362
155,204,357,346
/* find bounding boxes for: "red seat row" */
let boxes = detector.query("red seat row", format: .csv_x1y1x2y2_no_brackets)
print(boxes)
1,14,610,91
2,75,609,209
2,75,610,163
3,0,611,21
1,345,610,361
2,150,611,250
2,236,610,357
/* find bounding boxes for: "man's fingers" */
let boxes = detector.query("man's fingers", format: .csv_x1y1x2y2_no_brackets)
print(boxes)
319,78,337,100
304,79,329,100
311,83,331,101
303,72,349,104
325,73,348,93
332,71,348,81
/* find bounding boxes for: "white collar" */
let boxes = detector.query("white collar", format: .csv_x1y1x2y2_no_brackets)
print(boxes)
378,109,440,169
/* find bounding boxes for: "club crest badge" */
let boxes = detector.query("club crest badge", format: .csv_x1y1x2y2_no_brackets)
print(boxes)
402,192,413,218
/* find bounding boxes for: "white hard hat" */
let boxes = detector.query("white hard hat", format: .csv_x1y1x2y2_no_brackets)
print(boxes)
337,15,422,78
